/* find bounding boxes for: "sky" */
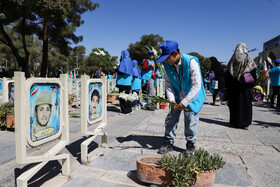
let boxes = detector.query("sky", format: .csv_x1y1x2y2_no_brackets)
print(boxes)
73,0,280,63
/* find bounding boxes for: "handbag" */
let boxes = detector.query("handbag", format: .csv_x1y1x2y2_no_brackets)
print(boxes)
243,73,254,83
218,88,228,102
211,80,218,89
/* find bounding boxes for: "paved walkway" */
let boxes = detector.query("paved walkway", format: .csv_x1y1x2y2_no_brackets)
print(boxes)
0,93,280,186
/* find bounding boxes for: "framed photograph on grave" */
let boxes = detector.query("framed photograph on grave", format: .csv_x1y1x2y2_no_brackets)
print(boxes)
27,82,63,147
8,82,14,102
78,81,81,97
88,82,103,124
0,79,2,94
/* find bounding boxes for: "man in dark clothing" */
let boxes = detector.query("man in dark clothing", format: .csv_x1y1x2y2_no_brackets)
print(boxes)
57,67,64,77
209,57,225,105
96,66,103,78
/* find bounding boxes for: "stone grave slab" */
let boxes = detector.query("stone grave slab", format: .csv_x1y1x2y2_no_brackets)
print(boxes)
215,162,251,186
90,150,142,171
64,176,133,187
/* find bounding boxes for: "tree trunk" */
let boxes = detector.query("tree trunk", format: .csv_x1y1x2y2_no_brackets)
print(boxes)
21,18,31,78
41,19,48,77
0,21,30,77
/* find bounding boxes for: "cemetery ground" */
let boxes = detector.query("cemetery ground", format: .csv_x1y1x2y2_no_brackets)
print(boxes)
0,92,280,187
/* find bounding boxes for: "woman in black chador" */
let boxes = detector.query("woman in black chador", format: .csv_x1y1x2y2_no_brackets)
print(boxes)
209,56,225,105
225,43,257,130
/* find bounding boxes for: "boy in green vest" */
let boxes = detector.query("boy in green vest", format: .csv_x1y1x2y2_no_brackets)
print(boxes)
156,40,206,156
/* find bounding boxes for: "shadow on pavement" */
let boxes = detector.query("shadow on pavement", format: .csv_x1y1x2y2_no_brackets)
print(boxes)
66,136,98,164
127,170,149,186
253,120,280,128
107,105,120,113
116,135,185,153
14,160,61,187
199,117,229,127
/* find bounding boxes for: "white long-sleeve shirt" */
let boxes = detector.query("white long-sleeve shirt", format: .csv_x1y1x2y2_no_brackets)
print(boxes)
164,57,201,107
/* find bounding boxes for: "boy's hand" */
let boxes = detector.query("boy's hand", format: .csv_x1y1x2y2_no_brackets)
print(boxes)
170,101,177,109
174,102,186,110
151,63,156,67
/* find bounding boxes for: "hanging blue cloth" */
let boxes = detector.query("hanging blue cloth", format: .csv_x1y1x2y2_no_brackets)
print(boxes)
132,60,141,78
118,50,133,75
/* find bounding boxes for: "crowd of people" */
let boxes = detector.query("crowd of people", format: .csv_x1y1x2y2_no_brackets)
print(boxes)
102,40,280,156
115,49,164,114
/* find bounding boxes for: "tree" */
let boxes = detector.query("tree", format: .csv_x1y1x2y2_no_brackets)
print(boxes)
79,48,117,77
68,45,86,73
188,52,210,73
0,0,99,77
0,25,42,77
128,34,164,64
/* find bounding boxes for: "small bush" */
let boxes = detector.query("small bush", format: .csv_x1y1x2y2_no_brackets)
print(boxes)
159,148,225,187
0,102,14,128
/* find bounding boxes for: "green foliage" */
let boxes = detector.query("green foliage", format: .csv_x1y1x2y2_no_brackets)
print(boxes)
0,102,14,127
128,34,164,64
194,148,226,172
0,0,99,77
79,48,117,77
188,52,210,73
159,148,225,187
159,153,198,186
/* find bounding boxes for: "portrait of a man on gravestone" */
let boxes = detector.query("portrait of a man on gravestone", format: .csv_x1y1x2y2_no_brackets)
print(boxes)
89,89,101,120
31,91,55,141
88,83,102,121
8,82,14,102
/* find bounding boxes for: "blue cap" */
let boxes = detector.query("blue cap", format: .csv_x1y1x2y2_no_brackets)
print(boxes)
275,59,280,64
156,40,178,63
148,51,154,54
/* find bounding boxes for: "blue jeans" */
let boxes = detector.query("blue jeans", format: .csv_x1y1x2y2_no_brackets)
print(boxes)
164,107,199,144
132,90,140,107
146,78,155,105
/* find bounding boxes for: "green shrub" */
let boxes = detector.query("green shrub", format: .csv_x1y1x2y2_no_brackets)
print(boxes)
159,148,226,187
0,102,14,128
194,148,226,172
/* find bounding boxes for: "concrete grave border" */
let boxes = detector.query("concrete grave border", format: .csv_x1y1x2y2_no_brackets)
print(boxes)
2,77,14,103
80,75,107,163
14,72,70,187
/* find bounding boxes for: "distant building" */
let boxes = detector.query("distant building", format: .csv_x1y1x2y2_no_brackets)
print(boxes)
256,35,280,64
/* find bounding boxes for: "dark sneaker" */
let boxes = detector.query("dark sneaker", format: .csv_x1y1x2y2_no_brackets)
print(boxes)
184,142,195,156
146,106,155,111
157,139,173,154
269,103,275,108
242,126,249,130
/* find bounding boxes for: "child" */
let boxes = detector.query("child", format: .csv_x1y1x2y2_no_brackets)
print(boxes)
131,60,142,110
116,50,133,114
142,51,157,111
156,40,206,156
269,59,280,110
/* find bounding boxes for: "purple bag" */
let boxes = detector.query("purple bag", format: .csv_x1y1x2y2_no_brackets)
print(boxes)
218,88,228,102
244,73,254,83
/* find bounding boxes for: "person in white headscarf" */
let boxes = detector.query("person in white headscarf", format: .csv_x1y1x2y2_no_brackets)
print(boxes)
225,43,257,130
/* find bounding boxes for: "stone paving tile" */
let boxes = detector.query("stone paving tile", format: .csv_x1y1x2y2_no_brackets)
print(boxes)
71,165,107,179
241,155,280,187
145,125,166,134
198,129,230,140
89,150,142,172
215,162,251,186
0,132,15,165
227,130,263,145
100,169,147,187
63,176,135,187
198,140,279,156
